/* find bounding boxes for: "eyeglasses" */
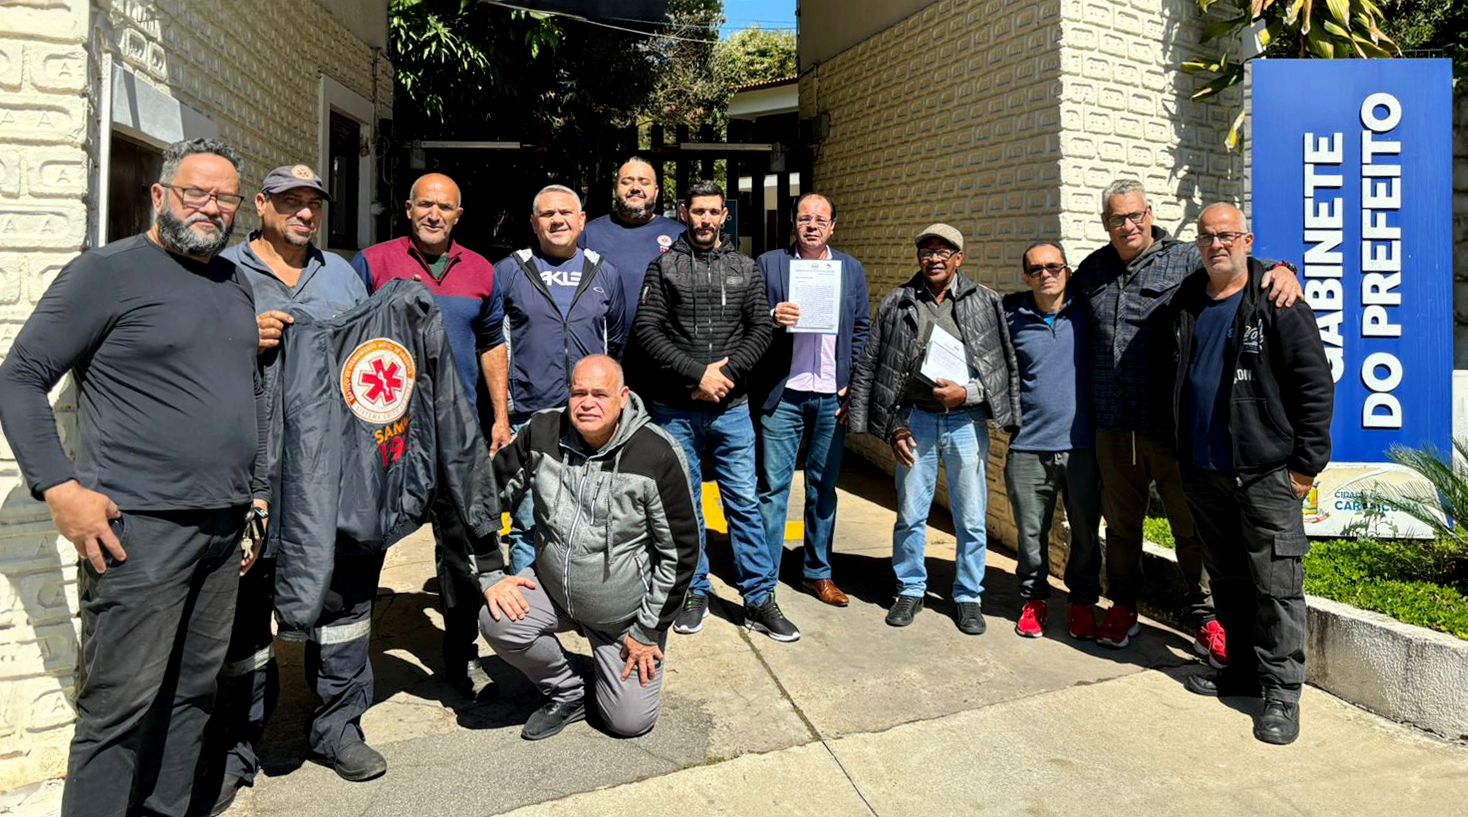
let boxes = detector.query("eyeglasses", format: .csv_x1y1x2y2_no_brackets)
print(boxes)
1195,231,1248,247
165,185,245,211
795,215,831,228
1104,208,1150,229
1024,263,1069,278
917,247,958,261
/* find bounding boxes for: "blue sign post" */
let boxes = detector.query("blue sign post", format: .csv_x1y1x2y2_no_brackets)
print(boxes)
1252,59,1453,466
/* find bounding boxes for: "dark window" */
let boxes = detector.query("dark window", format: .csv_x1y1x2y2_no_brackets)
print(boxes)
328,112,361,249
107,133,162,244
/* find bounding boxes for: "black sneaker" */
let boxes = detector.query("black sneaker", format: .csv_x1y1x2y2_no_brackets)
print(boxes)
955,602,986,635
522,699,587,741
330,740,387,782
673,593,710,635
1183,671,1262,699
885,595,923,627
1255,700,1300,745
744,593,800,642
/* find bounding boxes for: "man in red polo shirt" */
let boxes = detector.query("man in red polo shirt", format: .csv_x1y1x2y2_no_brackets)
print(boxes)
352,172,507,696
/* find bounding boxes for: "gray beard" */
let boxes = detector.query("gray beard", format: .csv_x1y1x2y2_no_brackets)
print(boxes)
156,209,232,257
612,196,656,223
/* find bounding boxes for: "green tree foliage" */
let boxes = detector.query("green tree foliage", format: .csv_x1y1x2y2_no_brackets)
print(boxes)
1182,0,1400,149
1378,0,1467,81
717,25,798,88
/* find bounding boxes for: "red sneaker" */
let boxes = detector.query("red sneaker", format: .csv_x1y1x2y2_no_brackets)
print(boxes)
1194,619,1228,669
1068,603,1098,640
1095,605,1140,648
1015,600,1048,638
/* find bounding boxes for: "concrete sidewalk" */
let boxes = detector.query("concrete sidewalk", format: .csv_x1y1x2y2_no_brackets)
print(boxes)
7,462,1464,816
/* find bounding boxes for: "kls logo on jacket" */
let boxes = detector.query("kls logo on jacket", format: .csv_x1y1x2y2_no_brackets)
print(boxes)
341,337,416,424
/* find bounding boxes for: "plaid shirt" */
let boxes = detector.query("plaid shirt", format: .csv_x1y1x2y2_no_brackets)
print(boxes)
1072,227,1201,435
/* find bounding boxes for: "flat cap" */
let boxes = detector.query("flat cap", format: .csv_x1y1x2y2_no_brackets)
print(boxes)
914,223,963,252
261,164,331,201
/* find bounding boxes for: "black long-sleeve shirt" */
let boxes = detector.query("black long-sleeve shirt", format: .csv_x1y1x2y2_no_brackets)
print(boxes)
0,234,268,511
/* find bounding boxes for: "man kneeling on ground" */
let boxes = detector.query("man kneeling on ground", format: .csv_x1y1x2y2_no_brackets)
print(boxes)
480,355,700,740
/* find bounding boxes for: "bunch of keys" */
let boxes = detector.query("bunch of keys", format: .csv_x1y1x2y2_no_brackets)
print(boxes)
243,505,268,560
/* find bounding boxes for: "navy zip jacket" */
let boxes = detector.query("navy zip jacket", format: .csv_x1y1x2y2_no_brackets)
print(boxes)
495,248,625,415
269,279,502,635
752,246,871,412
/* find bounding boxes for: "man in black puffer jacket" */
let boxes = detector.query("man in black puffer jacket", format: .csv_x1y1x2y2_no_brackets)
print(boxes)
632,181,797,642
848,224,1020,636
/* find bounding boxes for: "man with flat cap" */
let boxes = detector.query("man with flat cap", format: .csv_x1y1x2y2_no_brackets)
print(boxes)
198,164,376,809
848,224,1019,635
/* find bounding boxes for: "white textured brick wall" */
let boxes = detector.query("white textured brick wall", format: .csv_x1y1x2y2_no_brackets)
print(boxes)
803,0,1239,563
0,0,388,790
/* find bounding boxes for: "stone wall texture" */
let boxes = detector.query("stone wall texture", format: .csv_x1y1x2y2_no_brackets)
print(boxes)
801,0,1243,558
0,0,388,789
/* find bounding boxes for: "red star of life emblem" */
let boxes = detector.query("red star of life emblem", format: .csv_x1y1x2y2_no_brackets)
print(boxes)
359,358,403,405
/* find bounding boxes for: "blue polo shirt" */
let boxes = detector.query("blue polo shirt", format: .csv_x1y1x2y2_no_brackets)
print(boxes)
1004,292,1092,452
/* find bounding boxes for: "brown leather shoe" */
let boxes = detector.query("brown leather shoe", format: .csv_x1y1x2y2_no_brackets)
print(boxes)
802,578,849,607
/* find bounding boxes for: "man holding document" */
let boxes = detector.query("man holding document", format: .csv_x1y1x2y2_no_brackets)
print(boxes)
754,193,870,608
848,224,1019,634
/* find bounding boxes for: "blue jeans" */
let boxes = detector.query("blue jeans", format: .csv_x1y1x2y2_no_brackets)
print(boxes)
506,413,536,574
892,407,990,603
650,401,776,604
757,391,844,581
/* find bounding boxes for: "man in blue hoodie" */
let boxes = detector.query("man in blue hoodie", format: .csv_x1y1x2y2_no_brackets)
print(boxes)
494,185,624,573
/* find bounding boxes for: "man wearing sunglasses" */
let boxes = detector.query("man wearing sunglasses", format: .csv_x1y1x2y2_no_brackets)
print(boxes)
0,138,268,817
1072,179,1300,664
1002,243,1103,641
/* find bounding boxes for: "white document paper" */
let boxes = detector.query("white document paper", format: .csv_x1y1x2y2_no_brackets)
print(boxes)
786,259,842,334
920,325,970,385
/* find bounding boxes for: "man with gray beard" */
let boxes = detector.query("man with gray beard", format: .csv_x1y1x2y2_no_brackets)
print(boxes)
0,138,269,817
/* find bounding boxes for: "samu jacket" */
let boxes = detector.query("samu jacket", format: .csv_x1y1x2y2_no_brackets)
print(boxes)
848,272,1021,440
1166,257,1333,477
270,278,502,635
496,248,625,414
631,232,772,411
485,393,700,644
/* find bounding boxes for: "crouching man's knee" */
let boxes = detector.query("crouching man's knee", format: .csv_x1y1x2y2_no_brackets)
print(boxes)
603,705,659,738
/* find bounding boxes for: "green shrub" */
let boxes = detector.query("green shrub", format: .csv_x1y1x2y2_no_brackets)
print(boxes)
1304,539,1468,641
1143,515,1176,550
1138,517,1468,639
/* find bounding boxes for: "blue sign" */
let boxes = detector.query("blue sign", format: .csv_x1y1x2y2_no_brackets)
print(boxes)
1252,59,1453,463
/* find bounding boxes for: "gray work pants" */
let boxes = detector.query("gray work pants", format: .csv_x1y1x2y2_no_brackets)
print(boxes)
1003,448,1104,605
1094,429,1214,623
479,569,665,738
1181,467,1309,702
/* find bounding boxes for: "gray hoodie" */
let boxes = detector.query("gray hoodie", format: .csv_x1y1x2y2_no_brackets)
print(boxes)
485,393,700,643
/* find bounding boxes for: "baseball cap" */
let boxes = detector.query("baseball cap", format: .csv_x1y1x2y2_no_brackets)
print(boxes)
261,164,331,201
914,223,963,252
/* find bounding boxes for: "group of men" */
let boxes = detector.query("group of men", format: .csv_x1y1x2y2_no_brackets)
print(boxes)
0,139,1333,817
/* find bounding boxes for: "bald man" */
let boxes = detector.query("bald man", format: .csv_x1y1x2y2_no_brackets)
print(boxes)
352,173,508,697
1165,203,1332,745
480,355,699,740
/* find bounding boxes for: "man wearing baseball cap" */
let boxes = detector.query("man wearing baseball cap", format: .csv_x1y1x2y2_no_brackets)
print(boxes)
847,224,1019,634
201,164,377,811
